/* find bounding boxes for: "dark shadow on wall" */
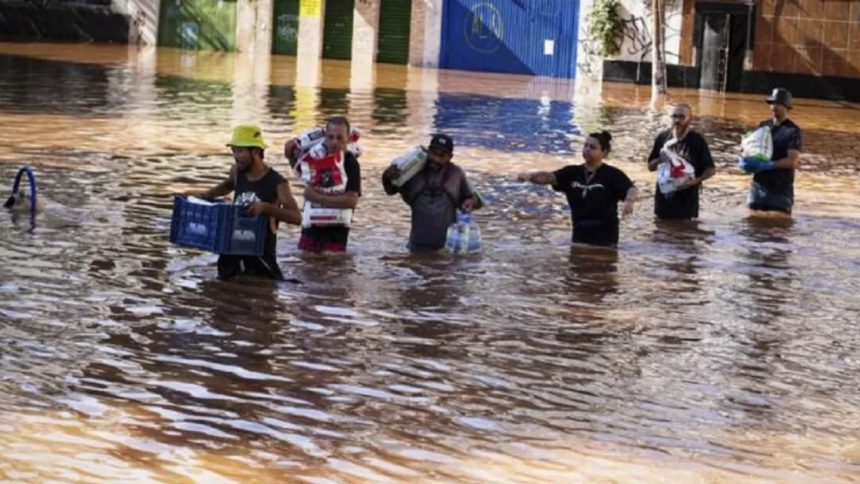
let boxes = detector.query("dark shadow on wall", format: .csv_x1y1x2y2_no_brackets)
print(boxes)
440,0,541,77
0,1,129,43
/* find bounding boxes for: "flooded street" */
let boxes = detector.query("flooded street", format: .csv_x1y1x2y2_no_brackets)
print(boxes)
2,42,860,482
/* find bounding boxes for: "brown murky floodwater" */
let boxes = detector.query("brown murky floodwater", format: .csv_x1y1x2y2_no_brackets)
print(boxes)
1,42,860,482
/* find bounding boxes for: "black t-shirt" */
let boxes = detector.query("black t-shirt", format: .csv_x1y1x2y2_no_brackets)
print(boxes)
552,163,634,246
753,118,802,198
218,167,286,280
647,129,715,219
300,151,361,247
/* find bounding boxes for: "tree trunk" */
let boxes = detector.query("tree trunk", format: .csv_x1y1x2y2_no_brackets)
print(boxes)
651,0,668,101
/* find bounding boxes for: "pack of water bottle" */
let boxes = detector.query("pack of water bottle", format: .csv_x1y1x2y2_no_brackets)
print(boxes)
445,212,482,254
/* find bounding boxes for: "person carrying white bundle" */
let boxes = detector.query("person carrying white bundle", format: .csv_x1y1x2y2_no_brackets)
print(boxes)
738,88,802,215
646,103,716,221
292,116,361,253
382,134,483,253
298,141,353,229
656,141,696,195
284,124,362,173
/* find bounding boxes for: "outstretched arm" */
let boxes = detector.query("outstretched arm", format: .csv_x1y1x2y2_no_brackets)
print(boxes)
187,167,236,199
517,171,557,185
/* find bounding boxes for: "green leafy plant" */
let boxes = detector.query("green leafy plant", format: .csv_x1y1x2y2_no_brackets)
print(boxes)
588,0,624,57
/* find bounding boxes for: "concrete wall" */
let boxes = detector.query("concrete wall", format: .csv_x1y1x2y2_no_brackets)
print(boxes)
409,0,443,67
235,0,274,55
122,0,158,45
352,0,381,89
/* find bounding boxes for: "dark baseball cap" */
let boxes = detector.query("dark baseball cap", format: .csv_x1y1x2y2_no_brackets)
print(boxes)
429,133,454,153
765,87,793,108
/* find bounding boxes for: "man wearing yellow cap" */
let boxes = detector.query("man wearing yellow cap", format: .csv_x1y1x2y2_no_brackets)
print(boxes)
192,124,302,280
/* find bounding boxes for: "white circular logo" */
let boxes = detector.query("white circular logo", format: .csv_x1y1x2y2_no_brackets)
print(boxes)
464,3,504,54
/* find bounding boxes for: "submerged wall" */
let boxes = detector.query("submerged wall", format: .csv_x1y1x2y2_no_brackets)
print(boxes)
0,0,130,43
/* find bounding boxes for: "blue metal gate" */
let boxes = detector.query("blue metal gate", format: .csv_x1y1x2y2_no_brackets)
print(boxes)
440,0,579,78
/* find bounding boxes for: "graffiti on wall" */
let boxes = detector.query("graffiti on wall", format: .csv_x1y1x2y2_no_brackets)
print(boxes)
577,0,682,74
618,13,651,60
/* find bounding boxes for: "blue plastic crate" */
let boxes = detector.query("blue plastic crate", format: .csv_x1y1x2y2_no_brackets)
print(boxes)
223,208,267,256
170,196,267,256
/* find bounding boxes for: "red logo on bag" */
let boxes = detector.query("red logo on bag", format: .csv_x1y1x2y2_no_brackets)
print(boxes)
307,154,345,189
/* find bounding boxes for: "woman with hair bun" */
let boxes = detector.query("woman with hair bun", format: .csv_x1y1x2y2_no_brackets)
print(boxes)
518,130,638,247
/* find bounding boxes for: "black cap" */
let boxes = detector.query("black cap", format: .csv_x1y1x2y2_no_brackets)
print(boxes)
765,88,793,108
429,133,454,154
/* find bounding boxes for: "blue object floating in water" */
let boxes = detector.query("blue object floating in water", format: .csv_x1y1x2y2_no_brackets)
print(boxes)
4,166,38,231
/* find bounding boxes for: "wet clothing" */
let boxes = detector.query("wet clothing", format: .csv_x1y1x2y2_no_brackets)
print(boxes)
647,129,715,219
383,162,478,252
298,152,361,253
217,168,286,280
552,164,634,247
749,118,802,213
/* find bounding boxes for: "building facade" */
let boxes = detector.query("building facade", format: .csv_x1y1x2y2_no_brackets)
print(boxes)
1,0,857,99
598,0,860,100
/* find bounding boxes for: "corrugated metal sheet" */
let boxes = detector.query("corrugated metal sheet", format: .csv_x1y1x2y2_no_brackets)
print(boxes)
440,0,579,78
272,0,299,55
323,0,354,60
376,0,411,64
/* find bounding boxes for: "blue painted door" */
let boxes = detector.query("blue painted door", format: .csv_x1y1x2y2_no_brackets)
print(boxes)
441,0,579,78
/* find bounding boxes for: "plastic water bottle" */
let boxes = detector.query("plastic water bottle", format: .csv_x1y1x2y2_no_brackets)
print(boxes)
445,212,482,254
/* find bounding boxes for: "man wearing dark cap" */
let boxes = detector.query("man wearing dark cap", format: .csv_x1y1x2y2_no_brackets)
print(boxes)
740,88,802,214
382,134,483,252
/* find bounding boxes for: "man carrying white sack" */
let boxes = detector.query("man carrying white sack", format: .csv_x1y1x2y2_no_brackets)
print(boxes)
646,103,716,221
738,88,802,215
382,134,482,252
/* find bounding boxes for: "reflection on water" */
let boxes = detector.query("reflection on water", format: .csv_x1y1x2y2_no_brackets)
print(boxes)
1,43,860,481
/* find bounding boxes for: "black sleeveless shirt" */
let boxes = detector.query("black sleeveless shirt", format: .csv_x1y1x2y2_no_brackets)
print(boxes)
217,168,286,280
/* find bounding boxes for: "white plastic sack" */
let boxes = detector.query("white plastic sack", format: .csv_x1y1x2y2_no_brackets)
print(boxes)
741,126,773,161
293,126,362,162
301,202,352,228
390,146,428,187
657,149,696,195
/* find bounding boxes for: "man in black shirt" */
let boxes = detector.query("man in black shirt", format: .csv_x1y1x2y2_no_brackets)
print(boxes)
740,88,802,214
192,125,302,280
647,103,716,220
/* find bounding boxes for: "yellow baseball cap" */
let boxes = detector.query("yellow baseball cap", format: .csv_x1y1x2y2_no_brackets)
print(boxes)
227,124,268,149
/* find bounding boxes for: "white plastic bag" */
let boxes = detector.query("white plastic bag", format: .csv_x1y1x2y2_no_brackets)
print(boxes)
741,126,773,161
657,149,696,195
390,146,428,187
292,126,362,162
301,202,353,228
